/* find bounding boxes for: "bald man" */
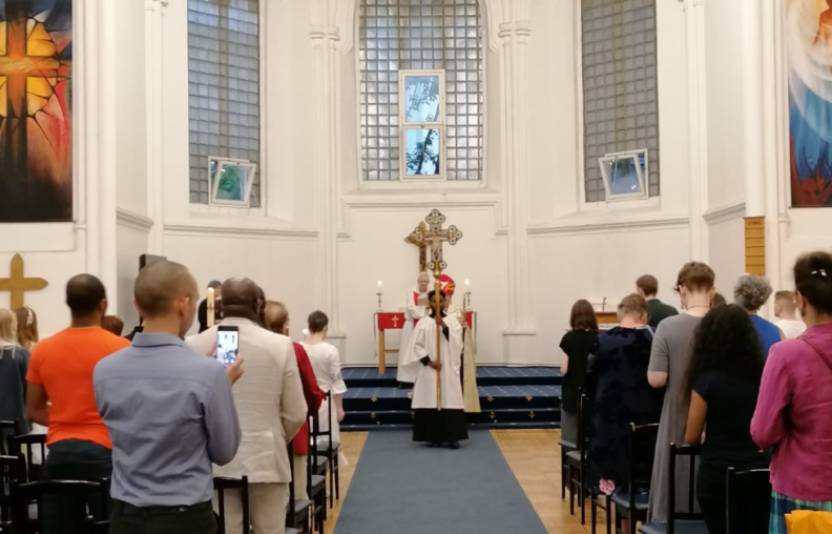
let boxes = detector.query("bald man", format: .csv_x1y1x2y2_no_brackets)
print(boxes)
26,274,130,532
94,261,243,534
188,279,307,534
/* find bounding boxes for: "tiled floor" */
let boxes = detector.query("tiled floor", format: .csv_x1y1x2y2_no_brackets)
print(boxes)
327,429,598,534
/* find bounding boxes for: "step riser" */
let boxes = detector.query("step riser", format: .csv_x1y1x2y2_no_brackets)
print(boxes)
344,411,561,426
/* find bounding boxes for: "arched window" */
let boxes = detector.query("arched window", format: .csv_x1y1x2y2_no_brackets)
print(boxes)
359,0,483,182
188,0,261,205
582,0,659,202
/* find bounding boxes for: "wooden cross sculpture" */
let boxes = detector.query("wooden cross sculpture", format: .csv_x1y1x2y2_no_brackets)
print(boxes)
405,221,429,273
0,254,48,309
423,209,463,410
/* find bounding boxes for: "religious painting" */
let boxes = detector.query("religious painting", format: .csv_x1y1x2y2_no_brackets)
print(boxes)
787,0,832,207
0,0,73,222
208,158,256,207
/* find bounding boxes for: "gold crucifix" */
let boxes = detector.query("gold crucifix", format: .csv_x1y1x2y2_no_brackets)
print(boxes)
0,254,48,309
422,209,463,410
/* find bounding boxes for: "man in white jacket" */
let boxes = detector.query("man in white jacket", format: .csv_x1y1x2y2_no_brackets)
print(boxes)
188,277,307,534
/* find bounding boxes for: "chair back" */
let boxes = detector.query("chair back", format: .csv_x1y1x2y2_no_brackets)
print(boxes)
576,391,591,461
10,480,108,534
213,476,249,534
287,441,297,527
627,423,659,510
7,434,47,482
726,468,771,534
667,443,702,532
0,422,17,456
307,413,317,490
1,455,26,524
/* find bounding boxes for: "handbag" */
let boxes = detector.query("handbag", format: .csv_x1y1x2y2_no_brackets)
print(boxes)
786,510,832,533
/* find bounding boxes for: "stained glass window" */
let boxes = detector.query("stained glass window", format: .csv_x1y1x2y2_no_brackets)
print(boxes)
359,0,483,182
188,0,261,205
582,0,659,202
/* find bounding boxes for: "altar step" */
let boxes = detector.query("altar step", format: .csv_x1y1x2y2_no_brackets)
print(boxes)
341,366,563,432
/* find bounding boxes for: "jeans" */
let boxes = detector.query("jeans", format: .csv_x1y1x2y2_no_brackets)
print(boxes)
42,439,113,534
109,500,218,534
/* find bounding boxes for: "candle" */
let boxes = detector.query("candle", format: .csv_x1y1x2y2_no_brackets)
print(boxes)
465,279,470,287
378,280,383,288
207,288,216,327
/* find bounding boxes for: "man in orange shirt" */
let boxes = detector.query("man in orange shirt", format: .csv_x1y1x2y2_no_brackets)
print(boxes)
27,274,129,533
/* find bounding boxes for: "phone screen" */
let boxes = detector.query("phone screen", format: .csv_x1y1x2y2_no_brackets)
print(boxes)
216,327,239,367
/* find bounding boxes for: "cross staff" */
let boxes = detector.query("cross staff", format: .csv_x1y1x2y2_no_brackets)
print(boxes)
423,209,463,410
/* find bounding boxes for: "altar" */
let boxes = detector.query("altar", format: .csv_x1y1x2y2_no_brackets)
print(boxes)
374,310,476,375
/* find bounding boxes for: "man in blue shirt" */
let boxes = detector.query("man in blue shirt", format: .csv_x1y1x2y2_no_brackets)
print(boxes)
94,260,244,534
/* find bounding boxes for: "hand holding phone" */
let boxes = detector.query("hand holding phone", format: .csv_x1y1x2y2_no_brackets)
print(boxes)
216,326,240,368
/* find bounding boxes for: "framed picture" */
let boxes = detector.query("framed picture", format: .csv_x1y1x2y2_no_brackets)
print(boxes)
599,149,650,201
399,70,446,181
208,157,257,207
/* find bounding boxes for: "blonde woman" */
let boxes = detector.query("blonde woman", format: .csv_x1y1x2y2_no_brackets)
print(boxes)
14,307,39,351
0,309,30,434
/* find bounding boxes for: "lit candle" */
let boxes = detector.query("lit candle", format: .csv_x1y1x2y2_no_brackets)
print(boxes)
207,288,216,327
465,279,470,287
378,280,383,288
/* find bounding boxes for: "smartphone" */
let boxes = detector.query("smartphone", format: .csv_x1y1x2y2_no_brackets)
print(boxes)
216,326,239,368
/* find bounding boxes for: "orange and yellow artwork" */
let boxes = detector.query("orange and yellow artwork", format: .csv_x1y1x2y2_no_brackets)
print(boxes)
0,0,72,222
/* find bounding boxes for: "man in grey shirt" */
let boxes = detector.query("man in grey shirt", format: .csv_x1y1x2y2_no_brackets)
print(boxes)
94,261,244,534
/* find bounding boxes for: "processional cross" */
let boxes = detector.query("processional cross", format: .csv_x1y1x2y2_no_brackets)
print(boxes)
0,254,48,309
420,209,463,409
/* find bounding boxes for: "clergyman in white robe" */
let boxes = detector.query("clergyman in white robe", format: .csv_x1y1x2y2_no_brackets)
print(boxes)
397,274,429,384
407,291,469,448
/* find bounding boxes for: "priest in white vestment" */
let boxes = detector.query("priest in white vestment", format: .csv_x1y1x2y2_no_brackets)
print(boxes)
397,272,430,385
408,289,469,449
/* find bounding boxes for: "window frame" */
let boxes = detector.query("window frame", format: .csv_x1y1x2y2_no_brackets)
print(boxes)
598,148,650,202
207,157,259,208
399,69,447,182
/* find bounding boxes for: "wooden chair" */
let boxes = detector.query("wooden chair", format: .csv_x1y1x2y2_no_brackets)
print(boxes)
7,435,47,482
306,417,327,533
1,455,26,531
566,392,590,524
286,442,311,533
591,423,659,534
10,479,110,534
214,476,250,534
726,468,771,534
312,391,341,508
559,390,578,501
638,444,707,534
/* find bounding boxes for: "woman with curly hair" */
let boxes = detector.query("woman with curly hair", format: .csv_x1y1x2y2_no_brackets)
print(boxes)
684,304,769,534
752,251,832,534
734,274,785,357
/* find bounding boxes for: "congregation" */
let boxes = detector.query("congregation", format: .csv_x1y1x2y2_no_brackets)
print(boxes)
0,261,347,534
559,250,832,534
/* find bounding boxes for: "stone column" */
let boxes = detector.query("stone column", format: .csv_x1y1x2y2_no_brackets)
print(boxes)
145,0,169,255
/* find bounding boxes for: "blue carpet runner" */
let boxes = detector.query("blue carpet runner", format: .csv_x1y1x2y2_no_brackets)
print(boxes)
342,366,563,431
332,431,549,534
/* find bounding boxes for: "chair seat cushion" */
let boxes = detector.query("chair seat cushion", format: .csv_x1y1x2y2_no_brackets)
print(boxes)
559,440,577,450
286,530,299,534
639,520,708,534
289,498,312,516
313,456,328,474
565,450,583,467
611,492,649,513
309,474,326,490
318,439,340,451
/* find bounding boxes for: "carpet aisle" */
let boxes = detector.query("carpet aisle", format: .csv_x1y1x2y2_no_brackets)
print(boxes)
332,431,550,534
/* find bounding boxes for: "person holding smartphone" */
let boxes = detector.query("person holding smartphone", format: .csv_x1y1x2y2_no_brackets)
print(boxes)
188,277,307,534
94,261,243,534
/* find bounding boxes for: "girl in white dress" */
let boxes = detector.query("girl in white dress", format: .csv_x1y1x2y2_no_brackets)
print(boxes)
301,311,348,466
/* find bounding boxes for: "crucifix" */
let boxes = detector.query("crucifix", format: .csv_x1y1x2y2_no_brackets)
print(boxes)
405,221,429,273
423,209,463,410
392,315,399,328
0,3,72,185
0,254,49,309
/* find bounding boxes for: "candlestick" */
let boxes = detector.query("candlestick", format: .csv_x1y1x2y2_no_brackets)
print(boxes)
464,279,472,310
377,281,384,311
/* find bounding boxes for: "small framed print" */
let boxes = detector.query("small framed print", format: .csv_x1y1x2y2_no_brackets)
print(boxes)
599,149,649,201
208,158,257,207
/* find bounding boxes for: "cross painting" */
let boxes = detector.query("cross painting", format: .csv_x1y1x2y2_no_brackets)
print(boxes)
0,0,73,222
787,0,832,207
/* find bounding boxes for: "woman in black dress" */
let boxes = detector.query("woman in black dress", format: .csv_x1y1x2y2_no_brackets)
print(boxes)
587,294,664,496
559,300,599,444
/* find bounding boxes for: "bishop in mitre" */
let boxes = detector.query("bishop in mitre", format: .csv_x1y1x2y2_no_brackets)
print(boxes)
439,275,481,413
408,289,469,449
396,272,430,386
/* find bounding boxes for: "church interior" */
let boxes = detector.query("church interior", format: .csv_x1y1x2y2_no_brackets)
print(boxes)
2,0,832,533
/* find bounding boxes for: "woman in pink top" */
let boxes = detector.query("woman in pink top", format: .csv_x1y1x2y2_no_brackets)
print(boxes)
751,251,832,534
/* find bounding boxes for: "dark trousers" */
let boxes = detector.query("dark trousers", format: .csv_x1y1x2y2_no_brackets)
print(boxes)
109,500,218,534
42,439,113,534
696,462,727,534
